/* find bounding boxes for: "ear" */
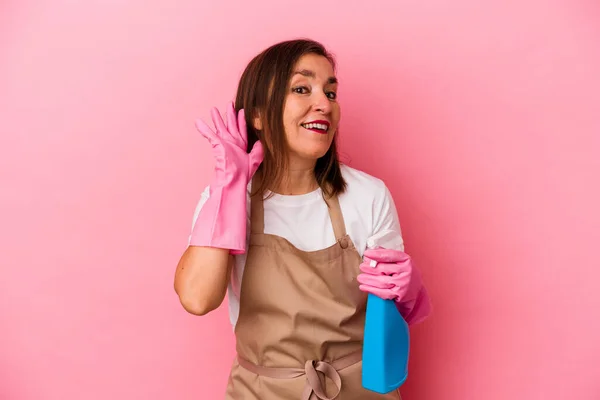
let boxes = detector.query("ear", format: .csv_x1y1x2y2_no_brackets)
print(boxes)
252,111,263,131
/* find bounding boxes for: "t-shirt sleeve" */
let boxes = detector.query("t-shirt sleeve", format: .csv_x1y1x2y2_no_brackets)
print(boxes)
371,183,404,250
187,185,211,245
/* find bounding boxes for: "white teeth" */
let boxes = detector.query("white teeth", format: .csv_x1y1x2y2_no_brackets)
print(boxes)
302,123,328,131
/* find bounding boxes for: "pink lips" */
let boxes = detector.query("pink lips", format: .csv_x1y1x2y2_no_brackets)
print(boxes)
302,120,330,134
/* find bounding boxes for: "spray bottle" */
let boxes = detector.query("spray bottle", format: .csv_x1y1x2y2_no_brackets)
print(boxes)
361,229,410,393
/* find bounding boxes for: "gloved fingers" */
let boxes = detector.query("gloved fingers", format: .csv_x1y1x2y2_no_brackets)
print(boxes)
225,102,245,146
358,285,397,301
357,273,395,289
236,107,249,148
363,248,410,263
195,118,219,145
210,106,229,138
359,259,411,276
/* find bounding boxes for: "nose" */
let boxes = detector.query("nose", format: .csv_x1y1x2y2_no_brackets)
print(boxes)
313,92,332,114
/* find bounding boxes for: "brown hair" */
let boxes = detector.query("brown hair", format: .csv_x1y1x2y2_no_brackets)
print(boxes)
234,39,347,199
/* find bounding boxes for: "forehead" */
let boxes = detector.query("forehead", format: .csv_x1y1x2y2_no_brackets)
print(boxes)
292,53,335,79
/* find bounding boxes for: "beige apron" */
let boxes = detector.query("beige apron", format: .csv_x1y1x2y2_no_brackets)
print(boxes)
225,177,401,400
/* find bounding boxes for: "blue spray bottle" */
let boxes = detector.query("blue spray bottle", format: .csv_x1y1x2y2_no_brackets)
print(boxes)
362,229,410,394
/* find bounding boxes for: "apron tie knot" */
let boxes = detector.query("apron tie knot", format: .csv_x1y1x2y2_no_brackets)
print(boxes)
302,359,342,400
237,350,362,400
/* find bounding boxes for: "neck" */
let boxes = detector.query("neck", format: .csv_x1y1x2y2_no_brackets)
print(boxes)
274,159,318,195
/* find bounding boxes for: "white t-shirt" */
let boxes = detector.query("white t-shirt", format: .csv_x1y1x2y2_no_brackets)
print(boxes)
188,164,404,328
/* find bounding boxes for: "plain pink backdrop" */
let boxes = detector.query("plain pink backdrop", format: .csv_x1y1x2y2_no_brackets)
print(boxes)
1,0,599,399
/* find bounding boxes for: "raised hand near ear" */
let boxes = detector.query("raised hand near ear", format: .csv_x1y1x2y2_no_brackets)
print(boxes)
190,102,264,254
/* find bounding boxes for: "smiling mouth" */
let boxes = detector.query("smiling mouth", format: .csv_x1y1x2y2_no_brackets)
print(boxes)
301,121,330,134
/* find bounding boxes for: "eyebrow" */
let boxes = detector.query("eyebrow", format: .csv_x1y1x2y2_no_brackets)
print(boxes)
293,69,338,84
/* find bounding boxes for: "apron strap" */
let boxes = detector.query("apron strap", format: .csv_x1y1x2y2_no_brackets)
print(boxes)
323,193,347,241
250,173,348,241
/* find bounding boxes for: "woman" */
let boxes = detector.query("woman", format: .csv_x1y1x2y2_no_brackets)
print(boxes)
174,39,431,399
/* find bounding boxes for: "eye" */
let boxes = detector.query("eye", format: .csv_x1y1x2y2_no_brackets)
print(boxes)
326,91,337,100
292,86,309,94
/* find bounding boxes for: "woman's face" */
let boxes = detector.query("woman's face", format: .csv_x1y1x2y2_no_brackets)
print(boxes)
282,53,340,165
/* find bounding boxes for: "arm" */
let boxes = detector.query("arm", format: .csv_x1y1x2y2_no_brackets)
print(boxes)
173,103,262,316
174,187,236,316
175,246,234,316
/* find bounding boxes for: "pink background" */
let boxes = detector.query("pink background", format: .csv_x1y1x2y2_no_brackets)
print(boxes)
1,0,599,399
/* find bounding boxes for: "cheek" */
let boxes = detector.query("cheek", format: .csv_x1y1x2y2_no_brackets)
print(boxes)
331,104,341,125
283,98,305,124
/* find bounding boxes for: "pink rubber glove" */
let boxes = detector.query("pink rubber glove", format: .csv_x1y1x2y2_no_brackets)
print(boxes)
358,248,431,325
189,102,264,254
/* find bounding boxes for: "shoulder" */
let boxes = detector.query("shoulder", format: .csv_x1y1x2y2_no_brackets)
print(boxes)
339,163,401,238
339,164,389,202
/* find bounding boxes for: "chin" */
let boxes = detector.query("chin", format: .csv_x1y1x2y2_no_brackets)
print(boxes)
289,141,333,162
304,148,330,160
